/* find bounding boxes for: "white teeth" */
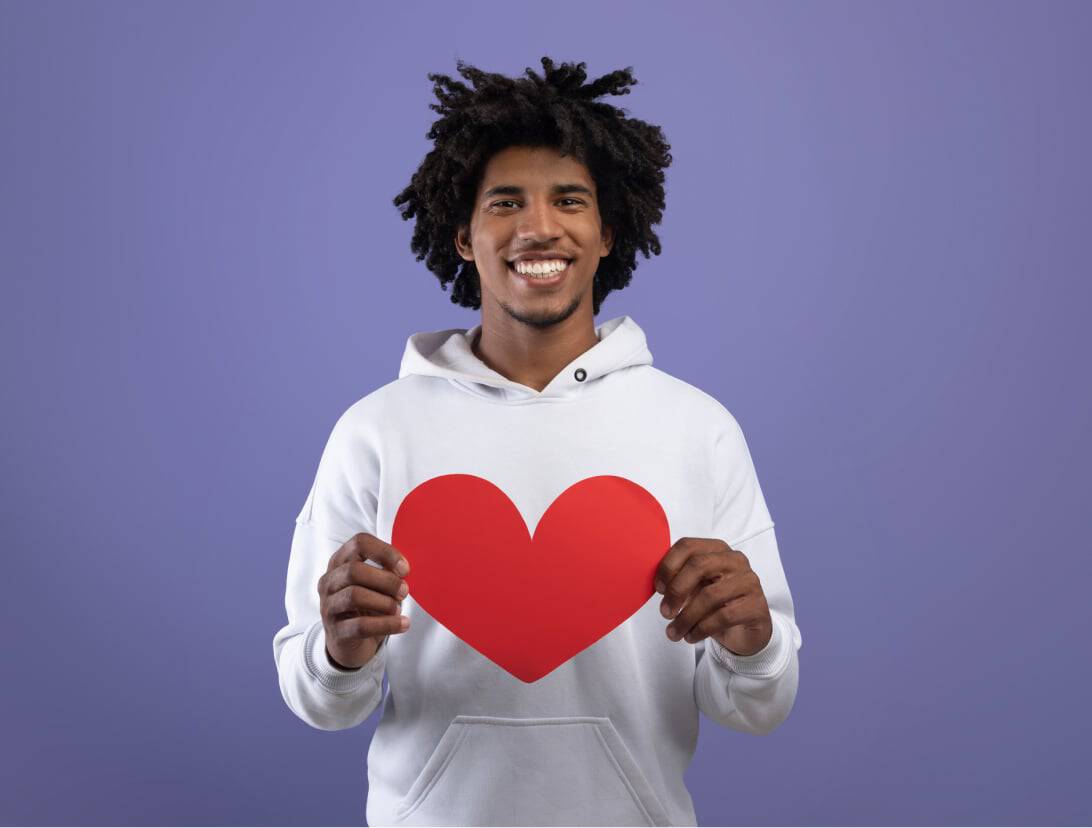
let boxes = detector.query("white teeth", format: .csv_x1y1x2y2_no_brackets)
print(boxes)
512,259,569,277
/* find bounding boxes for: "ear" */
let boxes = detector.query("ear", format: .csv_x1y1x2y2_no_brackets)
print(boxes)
599,223,614,258
454,224,474,262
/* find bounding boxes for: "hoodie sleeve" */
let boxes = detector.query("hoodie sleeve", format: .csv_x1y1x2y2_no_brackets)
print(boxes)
272,409,389,731
693,411,802,735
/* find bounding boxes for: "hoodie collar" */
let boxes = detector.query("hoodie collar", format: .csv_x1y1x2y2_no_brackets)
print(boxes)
397,315,653,402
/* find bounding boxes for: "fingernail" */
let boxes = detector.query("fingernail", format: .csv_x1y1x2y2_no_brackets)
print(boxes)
398,583,409,599
400,616,410,631
396,560,410,576
661,602,673,618
654,580,665,594
667,627,679,640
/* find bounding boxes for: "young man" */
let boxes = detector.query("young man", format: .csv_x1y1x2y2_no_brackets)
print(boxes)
273,57,801,827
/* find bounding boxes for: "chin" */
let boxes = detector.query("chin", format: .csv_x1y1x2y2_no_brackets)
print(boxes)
501,292,585,328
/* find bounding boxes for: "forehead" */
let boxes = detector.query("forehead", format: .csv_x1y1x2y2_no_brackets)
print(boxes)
477,145,595,192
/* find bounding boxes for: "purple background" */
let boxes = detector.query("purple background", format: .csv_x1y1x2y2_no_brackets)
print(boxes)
2,1,1089,825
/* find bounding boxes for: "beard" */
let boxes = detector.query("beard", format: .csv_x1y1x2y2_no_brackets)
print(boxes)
498,289,585,329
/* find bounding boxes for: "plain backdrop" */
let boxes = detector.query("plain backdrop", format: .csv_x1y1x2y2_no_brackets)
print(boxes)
1,0,1089,825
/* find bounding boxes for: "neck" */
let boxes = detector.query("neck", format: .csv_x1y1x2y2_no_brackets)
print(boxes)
471,305,600,393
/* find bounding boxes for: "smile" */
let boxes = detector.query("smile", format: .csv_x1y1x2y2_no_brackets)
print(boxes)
506,259,571,287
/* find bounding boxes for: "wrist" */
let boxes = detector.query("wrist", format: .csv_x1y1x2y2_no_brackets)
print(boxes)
325,644,363,672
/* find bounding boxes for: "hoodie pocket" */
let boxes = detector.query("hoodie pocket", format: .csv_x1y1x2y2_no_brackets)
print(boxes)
393,714,672,826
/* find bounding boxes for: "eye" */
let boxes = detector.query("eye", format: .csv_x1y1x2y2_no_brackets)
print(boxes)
489,198,585,209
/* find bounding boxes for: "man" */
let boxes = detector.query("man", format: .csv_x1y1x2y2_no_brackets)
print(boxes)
273,57,801,827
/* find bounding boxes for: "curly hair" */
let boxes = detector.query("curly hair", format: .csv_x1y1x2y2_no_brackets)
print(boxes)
392,56,673,316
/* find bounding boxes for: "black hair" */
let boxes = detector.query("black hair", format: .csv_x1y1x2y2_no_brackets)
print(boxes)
392,56,672,316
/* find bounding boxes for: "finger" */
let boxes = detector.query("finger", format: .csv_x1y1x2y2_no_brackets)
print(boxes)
330,584,403,618
667,572,753,641
697,596,764,644
329,532,410,577
332,602,402,623
661,549,724,618
653,537,698,595
689,593,766,645
323,559,408,601
682,605,732,645
329,613,409,642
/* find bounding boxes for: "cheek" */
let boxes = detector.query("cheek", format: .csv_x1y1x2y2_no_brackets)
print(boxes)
468,232,501,269
475,222,507,247
580,223,608,253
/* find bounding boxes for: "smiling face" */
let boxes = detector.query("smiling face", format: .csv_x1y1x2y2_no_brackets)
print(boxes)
455,145,614,329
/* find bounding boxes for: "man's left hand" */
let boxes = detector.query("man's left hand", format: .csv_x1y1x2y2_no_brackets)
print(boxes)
653,537,773,656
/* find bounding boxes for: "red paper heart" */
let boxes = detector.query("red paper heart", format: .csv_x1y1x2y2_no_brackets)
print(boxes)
392,474,671,683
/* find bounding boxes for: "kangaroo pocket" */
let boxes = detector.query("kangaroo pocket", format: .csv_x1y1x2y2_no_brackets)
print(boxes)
393,714,672,826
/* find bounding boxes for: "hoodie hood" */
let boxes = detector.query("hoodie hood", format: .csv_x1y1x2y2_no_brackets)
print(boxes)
397,314,654,402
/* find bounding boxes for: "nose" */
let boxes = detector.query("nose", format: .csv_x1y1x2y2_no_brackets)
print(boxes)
515,196,563,242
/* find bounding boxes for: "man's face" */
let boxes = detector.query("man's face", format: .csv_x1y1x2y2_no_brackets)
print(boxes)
455,144,614,329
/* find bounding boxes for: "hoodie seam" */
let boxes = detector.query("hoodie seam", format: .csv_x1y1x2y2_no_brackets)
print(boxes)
441,364,649,406
448,379,590,405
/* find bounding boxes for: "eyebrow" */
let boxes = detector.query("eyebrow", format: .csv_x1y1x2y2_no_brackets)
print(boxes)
481,183,594,200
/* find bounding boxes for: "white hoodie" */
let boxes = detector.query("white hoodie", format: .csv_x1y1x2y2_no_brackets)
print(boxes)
273,315,802,827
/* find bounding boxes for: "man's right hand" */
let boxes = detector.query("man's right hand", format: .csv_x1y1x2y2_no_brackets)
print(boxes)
317,532,411,671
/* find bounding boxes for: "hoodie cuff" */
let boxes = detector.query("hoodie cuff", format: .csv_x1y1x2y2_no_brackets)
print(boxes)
303,619,387,694
706,613,789,678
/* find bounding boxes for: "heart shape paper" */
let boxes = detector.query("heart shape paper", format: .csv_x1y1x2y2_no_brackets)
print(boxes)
392,474,670,683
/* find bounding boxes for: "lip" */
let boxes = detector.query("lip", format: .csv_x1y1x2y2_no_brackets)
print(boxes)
506,259,570,288
507,253,573,263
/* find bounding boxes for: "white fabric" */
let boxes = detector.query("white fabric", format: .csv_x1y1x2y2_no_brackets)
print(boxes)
272,315,802,826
